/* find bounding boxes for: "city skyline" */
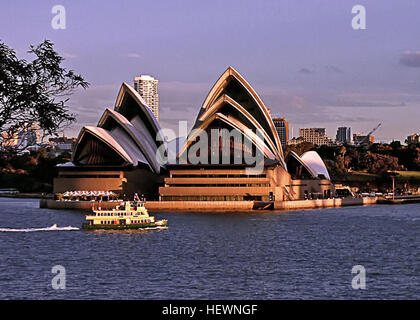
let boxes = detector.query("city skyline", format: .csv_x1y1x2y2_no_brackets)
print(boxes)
1,1,420,142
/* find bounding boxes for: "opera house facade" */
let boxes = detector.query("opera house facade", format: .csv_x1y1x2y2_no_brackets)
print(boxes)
54,67,334,202
53,83,166,199
159,67,334,201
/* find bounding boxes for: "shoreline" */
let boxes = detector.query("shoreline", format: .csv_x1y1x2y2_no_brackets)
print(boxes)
0,193,46,199
39,197,379,212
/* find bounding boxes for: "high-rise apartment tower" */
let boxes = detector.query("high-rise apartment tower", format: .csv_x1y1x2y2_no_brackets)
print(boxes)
134,75,159,120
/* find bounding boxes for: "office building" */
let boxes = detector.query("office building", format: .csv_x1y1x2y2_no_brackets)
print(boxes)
336,127,351,144
1,123,41,149
272,117,289,149
299,128,333,146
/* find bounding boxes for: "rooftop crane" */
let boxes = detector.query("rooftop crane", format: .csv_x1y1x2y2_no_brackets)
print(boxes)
356,123,381,145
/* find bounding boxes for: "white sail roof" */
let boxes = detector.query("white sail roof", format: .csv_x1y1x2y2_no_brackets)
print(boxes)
72,83,166,172
300,151,331,180
179,67,286,168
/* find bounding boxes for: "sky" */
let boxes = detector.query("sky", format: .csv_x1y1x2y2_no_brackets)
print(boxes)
1,0,420,142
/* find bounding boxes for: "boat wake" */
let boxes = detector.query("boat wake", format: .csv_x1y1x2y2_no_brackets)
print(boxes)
142,226,168,230
0,224,79,232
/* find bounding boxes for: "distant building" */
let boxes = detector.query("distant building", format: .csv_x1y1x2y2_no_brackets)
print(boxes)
353,133,374,145
1,123,41,149
18,123,41,148
287,136,304,145
336,127,351,144
406,133,420,144
48,136,77,156
133,75,159,120
299,128,333,146
272,117,289,149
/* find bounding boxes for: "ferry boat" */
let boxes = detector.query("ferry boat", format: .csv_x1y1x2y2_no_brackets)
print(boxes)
82,201,167,231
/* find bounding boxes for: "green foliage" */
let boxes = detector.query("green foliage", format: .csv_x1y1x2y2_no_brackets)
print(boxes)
0,149,70,192
285,141,315,157
0,39,89,149
287,141,420,183
359,151,399,174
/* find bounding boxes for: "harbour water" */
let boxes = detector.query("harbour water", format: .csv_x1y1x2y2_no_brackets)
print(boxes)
0,198,418,299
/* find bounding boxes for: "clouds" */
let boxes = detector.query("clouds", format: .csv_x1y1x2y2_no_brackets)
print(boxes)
65,81,208,137
318,92,407,108
64,77,420,143
400,51,420,68
158,81,209,129
324,65,344,74
298,65,344,75
62,58,420,142
259,84,420,141
299,67,314,75
125,52,142,59
62,52,78,59
65,83,120,136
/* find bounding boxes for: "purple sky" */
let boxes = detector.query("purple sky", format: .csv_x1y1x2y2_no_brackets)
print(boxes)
1,0,420,142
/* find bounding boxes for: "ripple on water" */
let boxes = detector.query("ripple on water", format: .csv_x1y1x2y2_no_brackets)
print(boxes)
0,198,418,299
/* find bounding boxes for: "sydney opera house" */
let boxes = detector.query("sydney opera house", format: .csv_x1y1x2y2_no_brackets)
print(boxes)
54,67,334,202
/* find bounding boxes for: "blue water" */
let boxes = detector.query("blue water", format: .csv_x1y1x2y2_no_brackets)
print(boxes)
0,198,418,299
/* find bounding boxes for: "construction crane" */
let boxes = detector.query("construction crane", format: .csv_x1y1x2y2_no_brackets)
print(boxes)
356,123,381,145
